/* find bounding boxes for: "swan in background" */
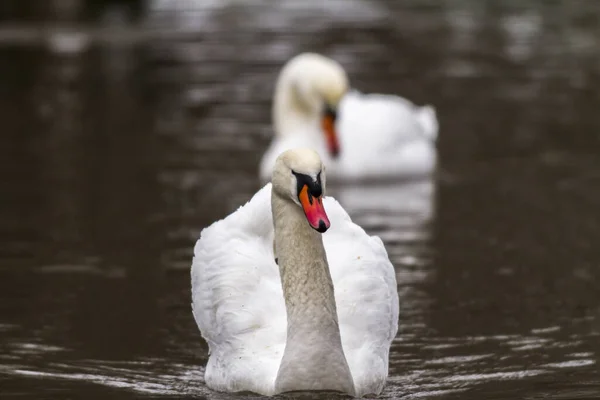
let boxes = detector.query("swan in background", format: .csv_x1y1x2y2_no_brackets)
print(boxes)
259,53,439,182
192,148,399,397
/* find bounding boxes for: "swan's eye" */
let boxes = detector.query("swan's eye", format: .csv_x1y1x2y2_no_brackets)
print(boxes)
292,171,322,198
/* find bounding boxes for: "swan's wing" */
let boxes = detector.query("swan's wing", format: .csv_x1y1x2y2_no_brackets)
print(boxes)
323,195,400,396
191,183,285,395
339,90,439,148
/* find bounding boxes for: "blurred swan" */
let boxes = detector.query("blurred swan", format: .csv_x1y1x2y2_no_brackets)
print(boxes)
259,53,439,182
192,148,399,397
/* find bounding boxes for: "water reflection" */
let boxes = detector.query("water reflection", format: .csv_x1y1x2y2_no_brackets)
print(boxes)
330,180,435,245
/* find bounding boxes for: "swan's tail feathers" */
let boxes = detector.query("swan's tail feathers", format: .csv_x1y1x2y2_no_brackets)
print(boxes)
415,105,439,142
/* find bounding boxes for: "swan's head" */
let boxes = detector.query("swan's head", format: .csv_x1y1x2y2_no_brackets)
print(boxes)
272,148,330,233
283,53,349,158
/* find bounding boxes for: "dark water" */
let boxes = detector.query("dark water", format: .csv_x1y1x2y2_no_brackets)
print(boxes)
1,1,600,398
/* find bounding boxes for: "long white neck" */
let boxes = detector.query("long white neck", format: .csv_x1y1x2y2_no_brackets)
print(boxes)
271,191,355,396
272,71,321,140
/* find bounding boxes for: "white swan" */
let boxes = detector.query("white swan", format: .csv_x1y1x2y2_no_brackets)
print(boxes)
259,52,439,182
192,148,399,397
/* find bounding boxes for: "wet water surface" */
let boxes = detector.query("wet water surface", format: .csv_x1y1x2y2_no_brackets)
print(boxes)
1,1,600,399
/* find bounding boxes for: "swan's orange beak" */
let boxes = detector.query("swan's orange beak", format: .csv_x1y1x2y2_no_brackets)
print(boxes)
322,107,339,158
299,185,330,233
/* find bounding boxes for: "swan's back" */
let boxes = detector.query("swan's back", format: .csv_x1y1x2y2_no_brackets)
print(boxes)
336,90,439,179
340,90,438,145
192,184,399,396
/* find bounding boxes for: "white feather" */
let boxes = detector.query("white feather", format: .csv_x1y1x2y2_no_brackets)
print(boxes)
191,183,399,396
334,90,438,180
